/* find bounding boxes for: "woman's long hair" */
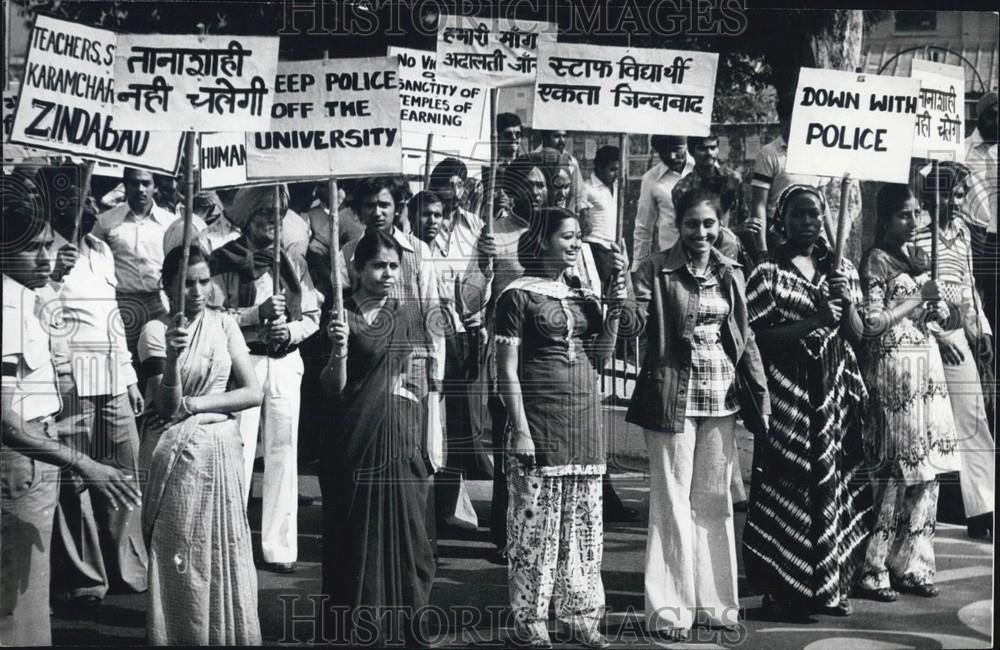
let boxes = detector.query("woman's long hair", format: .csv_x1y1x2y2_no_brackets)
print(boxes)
517,207,579,276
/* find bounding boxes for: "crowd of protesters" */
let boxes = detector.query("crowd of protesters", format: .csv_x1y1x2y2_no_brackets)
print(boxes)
1,91,995,647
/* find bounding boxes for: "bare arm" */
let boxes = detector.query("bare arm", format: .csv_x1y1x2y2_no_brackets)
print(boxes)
497,344,532,456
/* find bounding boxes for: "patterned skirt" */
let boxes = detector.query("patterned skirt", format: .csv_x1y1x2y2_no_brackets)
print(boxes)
742,334,875,608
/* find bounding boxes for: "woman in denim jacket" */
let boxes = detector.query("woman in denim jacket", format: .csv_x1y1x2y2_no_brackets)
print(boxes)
627,187,769,641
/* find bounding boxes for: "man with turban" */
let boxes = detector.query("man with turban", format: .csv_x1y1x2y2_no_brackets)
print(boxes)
209,184,322,573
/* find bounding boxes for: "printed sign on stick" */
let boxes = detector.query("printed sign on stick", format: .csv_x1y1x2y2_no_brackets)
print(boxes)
910,59,965,161
436,16,556,87
785,67,920,184
531,43,718,136
246,57,402,179
10,16,182,173
113,33,279,132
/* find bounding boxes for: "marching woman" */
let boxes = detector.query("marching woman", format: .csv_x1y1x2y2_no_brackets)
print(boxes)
138,245,264,644
741,185,874,619
627,187,769,641
495,207,630,648
854,184,959,601
320,228,436,647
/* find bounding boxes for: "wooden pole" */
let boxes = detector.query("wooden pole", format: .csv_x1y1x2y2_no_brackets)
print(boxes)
272,184,282,295
176,131,197,322
832,173,851,270
328,177,343,319
423,133,434,189
615,133,626,241
485,87,497,234
71,161,95,243
931,160,940,281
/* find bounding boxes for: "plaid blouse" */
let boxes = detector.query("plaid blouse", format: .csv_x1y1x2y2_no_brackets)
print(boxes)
685,262,739,417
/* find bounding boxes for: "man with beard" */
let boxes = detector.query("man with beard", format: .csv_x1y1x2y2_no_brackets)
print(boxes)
209,184,322,574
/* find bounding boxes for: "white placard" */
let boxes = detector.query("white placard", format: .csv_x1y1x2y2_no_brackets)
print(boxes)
389,46,487,140
531,43,718,136
910,59,965,161
4,90,50,163
113,33,279,132
785,67,921,184
10,16,183,173
246,57,402,179
200,131,247,189
436,16,556,87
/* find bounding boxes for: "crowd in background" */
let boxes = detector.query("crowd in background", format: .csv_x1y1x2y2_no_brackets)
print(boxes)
1,89,996,647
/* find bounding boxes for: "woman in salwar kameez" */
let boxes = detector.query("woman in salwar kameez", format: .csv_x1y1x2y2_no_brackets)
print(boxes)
138,245,264,645
319,228,436,647
741,185,874,619
854,184,959,601
495,207,630,648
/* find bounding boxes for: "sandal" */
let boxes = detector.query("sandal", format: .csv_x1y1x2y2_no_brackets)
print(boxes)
824,597,853,616
559,623,609,648
853,586,898,602
899,582,939,598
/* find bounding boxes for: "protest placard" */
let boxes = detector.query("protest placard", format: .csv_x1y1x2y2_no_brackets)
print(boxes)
910,59,965,161
246,56,402,179
9,16,182,173
389,46,486,140
436,16,556,87
785,67,920,184
3,90,50,163
531,43,718,136
113,33,279,132
200,131,247,189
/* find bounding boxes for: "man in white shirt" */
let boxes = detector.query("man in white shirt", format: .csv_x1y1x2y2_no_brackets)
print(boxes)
963,92,998,340
632,135,694,271
38,183,148,607
2,200,140,645
92,168,179,361
210,184,322,574
580,145,621,286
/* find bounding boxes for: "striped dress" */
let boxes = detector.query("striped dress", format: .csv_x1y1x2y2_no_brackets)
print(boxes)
741,246,874,608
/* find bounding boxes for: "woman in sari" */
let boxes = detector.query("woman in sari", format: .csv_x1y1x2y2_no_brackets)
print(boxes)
741,185,874,619
496,207,630,648
138,245,264,645
854,184,959,600
319,228,436,647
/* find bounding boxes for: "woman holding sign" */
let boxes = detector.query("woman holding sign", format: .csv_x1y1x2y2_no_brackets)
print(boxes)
854,184,959,601
741,185,873,619
496,207,630,648
138,245,263,645
319,228,436,647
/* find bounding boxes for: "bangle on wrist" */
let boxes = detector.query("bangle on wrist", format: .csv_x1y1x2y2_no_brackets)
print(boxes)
181,396,196,417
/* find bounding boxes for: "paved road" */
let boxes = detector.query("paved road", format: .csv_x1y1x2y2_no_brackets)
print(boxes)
53,465,994,648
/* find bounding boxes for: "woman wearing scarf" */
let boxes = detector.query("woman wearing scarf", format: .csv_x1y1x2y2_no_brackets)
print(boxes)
209,184,321,574
741,184,874,619
496,207,631,648
138,245,263,644
319,228,436,646
854,184,959,602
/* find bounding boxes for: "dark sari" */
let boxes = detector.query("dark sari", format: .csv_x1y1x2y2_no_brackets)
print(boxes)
320,296,435,646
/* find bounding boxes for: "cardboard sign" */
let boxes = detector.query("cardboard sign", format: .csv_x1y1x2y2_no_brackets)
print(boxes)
531,43,718,136
910,59,965,161
246,57,402,179
785,67,920,184
9,16,182,173
389,46,487,140
3,90,50,163
200,131,247,189
436,16,556,87
113,33,279,132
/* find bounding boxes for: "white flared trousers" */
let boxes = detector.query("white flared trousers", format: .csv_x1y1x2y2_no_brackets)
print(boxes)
238,352,304,564
644,415,739,631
